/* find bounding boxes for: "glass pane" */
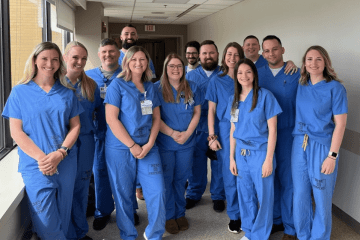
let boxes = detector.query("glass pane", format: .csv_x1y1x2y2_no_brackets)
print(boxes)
51,3,65,52
9,0,43,87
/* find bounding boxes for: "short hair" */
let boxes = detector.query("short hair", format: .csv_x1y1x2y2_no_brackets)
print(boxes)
98,38,119,51
185,41,200,53
299,45,341,85
220,42,245,77
243,35,259,44
200,40,218,52
18,42,67,87
118,46,153,82
121,24,137,34
262,35,282,49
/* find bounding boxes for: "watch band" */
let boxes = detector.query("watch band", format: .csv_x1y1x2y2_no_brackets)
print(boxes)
60,146,70,156
328,151,338,159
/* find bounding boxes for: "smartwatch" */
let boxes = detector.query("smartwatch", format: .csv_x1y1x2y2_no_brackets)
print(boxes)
328,151,338,159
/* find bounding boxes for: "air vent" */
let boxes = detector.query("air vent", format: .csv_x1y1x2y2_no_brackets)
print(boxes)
152,12,165,14
177,4,200,18
143,16,169,19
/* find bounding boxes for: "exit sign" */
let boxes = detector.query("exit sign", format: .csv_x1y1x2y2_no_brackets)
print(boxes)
145,25,155,32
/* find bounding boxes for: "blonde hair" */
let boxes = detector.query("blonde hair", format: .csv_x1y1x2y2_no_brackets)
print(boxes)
64,41,97,102
160,53,192,103
299,45,341,85
117,46,153,82
18,42,67,87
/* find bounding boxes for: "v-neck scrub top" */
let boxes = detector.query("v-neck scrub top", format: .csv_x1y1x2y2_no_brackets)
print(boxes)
104,78,161,149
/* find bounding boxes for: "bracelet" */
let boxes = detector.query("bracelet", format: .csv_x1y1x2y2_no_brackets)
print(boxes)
207,134,218,141
209,139,216,147
129,142,136,148
57,149,65,161
328,156,336,160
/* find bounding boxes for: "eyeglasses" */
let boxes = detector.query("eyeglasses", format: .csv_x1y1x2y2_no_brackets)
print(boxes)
186,52,198,56
168,65,183,70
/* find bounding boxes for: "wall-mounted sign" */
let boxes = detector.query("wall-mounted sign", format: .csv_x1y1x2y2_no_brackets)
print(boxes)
145,25,155,32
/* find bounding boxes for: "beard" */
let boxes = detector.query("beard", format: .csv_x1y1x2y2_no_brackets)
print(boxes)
122,38,137,49
201,58,218,71
187,57,198,65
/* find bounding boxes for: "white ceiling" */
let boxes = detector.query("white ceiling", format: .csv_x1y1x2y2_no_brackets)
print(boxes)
78,0,245,25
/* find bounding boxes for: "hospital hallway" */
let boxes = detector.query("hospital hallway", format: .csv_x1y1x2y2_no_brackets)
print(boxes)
84,164,360,240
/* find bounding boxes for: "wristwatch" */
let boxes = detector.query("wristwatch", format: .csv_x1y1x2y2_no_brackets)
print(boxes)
60,146,70,156
328,151,338,159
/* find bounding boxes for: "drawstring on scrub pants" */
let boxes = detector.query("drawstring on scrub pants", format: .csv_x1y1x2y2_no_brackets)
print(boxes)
302,134,309,151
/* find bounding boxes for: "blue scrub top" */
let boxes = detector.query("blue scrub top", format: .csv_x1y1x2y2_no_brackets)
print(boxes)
86,67,121,140
205,71,234,122
185,64,201,74
104,78,161,149
119,50,157,77
258,63,299,130
225,88,282,151
155,80,201,151
2,80,84,173
186,65,220,133
250,55,267,69
292,79,348,147
66,77,102,136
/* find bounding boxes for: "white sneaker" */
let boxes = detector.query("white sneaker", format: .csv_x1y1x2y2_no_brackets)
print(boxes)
240,236,249,240
143,232,148,240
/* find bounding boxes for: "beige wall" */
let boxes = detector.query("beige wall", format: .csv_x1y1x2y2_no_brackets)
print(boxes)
188,0,360,222
74,2,104,70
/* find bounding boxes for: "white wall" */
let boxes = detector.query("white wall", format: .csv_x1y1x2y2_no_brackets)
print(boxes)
188,0,360,222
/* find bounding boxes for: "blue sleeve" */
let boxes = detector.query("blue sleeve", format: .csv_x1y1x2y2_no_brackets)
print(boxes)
69,91,85,119
224,95,234,122
104,80,122,108
263,89,282,120
205,78,217,103
193,83,201,106
2,88,22,120
150,83,161,109
332,84,348,115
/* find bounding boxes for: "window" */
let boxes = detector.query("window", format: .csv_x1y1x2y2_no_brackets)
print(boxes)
0,0,72,160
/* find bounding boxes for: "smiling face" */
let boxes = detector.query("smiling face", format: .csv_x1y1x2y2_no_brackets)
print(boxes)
225,46,240,70
34,49,60,79
98,44,120,70
200,44,219,71
64,46,87,75
166,58,184,82
129,51,148,76
120,26,138,50
237,63,254,89
305,49,325,78
262,39,284,68
185,46,199,65
243,38,260,60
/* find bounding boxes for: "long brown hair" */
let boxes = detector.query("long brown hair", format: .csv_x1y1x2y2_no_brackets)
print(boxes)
64,41,97,102
18,42,67,86
299,45,341,85
232,58,259,112
118,46,153,82
160,53,192,103
220,42,244,77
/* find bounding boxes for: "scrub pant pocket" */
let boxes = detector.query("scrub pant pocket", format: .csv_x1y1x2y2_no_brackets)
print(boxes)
236,148,274,240
291,135,338,240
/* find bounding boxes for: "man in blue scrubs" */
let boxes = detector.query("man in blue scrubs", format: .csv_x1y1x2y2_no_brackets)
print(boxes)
118,24,156,79
185,40,226,212
243,35,268,69
258,35,299,240
85,38,121,231
184,41,201,73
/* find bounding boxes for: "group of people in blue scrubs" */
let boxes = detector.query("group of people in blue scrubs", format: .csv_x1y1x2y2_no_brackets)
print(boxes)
2,32,347,240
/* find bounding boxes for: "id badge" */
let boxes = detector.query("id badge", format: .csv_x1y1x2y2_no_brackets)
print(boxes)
141,100,153,115
100,84,107,99
188,97,195,106
230,109,239,122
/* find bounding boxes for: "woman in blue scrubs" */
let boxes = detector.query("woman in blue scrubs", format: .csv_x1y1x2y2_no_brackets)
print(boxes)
205,42,244,233
292,46,347,240
227,58,282,240
64,41,101,240
155,53,201,234
2,42,83,240
104,46,165,240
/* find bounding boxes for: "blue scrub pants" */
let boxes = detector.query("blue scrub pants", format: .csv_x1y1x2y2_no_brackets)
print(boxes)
186,131,225,201
22,152,77,240
292,135,338,240
93,138,115,218
236,147,275,240
106,146,166,240
159,147,194,220
68,134,95,239
273,127,295,235
219,121,240,220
